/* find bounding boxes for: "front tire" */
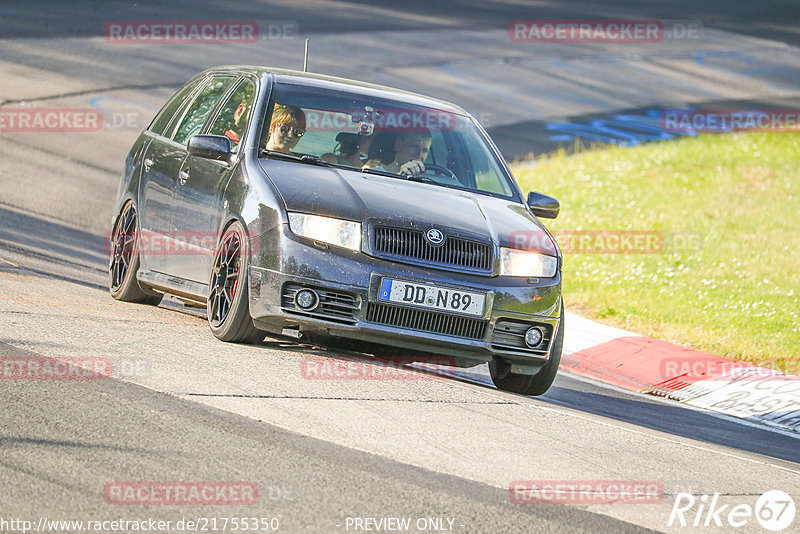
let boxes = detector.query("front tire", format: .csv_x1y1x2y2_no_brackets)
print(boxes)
207,221,266,343
109,200,162,305
489,302,564,396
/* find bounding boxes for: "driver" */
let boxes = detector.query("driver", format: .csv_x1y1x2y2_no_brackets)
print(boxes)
362,130,431,175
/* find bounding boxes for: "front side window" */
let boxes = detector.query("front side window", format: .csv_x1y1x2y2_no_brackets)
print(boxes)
208,79,256,151
171,76,235,146
258,83,517,200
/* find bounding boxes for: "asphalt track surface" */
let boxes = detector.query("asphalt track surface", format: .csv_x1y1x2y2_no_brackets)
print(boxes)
1,2,799,533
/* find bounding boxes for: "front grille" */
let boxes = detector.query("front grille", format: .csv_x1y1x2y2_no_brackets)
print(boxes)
491,320,553,355
365,303,487,340
281,285,359,324
373,227,492,271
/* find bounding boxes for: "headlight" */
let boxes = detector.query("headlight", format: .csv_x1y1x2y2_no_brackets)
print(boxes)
288,213,361,251
500,247,557,277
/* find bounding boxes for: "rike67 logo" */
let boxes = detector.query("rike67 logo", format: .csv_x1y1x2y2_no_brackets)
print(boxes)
669,490,795,531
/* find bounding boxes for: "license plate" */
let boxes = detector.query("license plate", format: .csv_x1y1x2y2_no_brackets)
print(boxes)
379,278,486,317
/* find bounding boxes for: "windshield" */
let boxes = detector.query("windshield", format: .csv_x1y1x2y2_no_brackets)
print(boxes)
259,82,518,200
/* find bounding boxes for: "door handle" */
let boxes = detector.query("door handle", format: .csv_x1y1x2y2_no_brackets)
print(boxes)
143,158,154,171
179,169,190,184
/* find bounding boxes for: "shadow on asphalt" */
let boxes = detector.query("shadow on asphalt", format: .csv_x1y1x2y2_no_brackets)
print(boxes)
0,204,107,290
242,333,800,465
538,384,800,464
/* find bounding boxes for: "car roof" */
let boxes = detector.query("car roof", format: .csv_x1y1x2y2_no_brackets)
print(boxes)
197,65,470,115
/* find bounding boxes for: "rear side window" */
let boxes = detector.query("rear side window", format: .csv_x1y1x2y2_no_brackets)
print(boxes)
208,78,257,151
172,76,236,145
148,77,204,136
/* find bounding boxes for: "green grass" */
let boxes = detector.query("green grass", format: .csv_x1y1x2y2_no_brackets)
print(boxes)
512,132,800,375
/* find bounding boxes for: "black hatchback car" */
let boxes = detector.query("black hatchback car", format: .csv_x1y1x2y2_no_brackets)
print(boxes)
109,66,564,395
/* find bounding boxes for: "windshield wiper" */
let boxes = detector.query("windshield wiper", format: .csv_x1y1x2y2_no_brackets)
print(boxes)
360,167,437,183
404,174,438,184
261,150,344,169
361,167,463,191
359,167,407,180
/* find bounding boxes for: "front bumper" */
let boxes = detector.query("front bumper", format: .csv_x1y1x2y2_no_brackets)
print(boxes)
248,227,561,373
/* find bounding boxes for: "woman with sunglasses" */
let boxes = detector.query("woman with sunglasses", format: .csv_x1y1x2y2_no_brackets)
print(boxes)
265,104,306,154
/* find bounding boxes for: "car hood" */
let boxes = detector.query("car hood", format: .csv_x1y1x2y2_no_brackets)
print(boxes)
258,159,558,255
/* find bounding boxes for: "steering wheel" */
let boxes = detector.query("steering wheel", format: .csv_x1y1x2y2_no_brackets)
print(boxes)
415,163,458,182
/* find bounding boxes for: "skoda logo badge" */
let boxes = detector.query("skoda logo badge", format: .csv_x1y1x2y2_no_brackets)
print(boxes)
426,228,444,244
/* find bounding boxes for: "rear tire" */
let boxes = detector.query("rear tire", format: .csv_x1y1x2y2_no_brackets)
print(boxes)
489,302,564,396
207,221,267,343
109,201,162,305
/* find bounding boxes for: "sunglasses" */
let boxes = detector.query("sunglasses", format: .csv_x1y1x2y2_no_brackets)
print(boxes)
276,124,305,138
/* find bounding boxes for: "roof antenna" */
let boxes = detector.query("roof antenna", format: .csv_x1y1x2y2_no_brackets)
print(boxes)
303,38,309,72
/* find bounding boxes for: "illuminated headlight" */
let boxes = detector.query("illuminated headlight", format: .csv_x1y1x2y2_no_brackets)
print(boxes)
499,247,557,277
288,213,361,251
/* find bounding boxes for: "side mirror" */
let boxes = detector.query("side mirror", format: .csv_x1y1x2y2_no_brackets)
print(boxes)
187,135,232,162
527,191,560,219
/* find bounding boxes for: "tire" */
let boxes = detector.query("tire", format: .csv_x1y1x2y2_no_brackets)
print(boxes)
489,302,564,396
109,200,162,305
207,221,267,343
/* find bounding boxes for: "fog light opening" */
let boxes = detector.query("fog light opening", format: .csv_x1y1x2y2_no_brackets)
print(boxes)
295,288,319,311
524,327,543,348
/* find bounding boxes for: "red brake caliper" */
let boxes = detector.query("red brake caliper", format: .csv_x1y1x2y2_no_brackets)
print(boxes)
231,241,239,297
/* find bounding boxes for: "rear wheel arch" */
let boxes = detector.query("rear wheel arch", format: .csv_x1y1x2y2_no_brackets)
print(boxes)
108,199,162,305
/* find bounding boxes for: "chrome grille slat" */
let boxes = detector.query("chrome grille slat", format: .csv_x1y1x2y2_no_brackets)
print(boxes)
373,226,492,271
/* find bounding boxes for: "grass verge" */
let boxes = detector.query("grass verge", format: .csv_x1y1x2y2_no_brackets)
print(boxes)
512,132,800,374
